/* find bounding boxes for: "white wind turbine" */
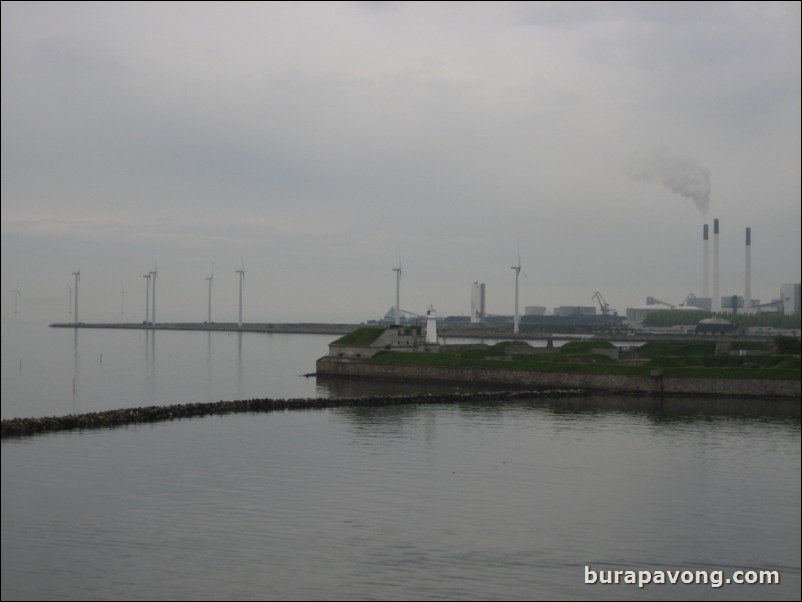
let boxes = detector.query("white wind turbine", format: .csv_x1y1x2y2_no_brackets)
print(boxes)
206,264,214,323
143,272,151,324
236,261,245,328
72,270,81,325
121,285,126,317
511,246,525,335
392,256,403,326
149,265,158,325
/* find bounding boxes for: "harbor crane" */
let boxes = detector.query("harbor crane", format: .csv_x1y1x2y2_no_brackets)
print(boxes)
592,291,617,316
679,293,697,307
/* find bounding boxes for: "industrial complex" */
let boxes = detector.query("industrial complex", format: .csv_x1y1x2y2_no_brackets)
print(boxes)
374,218,799,336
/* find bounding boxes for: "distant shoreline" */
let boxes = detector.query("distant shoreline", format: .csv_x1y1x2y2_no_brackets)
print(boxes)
49,322,360,335
49,321,780,343
48,321,619,341
50,322,577,339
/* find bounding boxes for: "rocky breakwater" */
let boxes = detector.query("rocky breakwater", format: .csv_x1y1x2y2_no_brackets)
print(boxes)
1,389,584,438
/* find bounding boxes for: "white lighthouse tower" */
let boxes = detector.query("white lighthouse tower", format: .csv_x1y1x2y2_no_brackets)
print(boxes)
425,306,438,344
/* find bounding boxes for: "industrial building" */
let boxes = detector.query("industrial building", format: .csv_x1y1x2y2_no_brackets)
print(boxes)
553,306,596,317
525,306,547,316
470,282,486,324
781,283,801,315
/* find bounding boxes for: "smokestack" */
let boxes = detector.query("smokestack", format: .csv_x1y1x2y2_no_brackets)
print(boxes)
713,218,720,312
745,227,751,310
703,224,709,299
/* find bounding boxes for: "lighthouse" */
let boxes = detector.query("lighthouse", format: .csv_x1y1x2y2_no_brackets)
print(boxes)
425,306,438,344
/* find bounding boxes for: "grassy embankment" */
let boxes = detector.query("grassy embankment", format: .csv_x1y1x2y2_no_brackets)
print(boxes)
333,327,385,346
366,337,801,381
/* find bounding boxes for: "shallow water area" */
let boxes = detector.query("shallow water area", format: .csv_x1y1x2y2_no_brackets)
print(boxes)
2,323,800,600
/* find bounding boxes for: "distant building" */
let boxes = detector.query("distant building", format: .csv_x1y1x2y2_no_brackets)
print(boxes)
695,318,737,335
626,300,677,324
721,295,744,314
554,306,596,317
781,283,801,315
328,325,438,359
524,306,547,316
470,282,486,323
626,297,704,324
685,297,712,312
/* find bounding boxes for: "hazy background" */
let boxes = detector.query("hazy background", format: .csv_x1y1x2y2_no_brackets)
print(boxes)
2,1,800,324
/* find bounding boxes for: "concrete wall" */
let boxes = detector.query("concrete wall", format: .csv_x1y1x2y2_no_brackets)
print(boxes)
316,357,801,398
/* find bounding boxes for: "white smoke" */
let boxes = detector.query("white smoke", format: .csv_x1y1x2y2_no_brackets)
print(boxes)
628,148,711,214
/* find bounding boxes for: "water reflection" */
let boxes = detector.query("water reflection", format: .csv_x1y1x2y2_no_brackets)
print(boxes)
314,375,519,398
144,329,156,403
331,394,801,433
71,328,79,412
237,331,243,400
2,383,799,600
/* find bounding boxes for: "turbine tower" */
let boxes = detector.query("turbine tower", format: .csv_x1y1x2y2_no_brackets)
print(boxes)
511,248,523,335
72,270,80,325
236,262,245,328
206,265,214,323
143,272,151,324
149,265,158,326
121,285,126,317
392,256,403,326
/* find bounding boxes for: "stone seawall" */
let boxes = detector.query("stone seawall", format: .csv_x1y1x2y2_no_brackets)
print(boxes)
1,389,584,438
315,357,802,398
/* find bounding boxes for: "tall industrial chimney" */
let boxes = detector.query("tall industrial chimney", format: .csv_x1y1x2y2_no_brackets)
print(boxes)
745,227,751,310
703,224,709,299
713,218,720,312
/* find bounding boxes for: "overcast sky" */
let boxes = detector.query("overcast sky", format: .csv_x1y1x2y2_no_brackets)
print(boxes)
2,1,800,324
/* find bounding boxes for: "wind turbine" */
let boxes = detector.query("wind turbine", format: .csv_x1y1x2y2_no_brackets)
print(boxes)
206,264,214,323
392,256,403,326
143,272,151,324
72,270,80,325
511,246,525,335
236,261,245,328
149,265,158,326
121,285,126,317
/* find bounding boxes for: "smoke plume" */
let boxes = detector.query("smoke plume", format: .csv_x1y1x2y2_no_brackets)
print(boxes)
628,148,711,214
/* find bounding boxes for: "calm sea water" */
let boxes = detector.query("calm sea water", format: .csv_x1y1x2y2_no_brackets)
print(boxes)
2,323,800,600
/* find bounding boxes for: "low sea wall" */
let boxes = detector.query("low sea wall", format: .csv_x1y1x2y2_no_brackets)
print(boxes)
0,389,583,438
315,357,802,398
50,322,359,335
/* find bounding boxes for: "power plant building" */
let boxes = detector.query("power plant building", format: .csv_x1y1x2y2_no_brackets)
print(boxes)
470,282,486,324
781,283,801,315
554,306,596,317
525,306,547,316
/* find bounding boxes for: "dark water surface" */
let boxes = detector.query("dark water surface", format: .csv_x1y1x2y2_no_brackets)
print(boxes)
1,324,800,600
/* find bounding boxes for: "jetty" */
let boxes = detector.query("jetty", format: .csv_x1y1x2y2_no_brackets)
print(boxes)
1,390,583,438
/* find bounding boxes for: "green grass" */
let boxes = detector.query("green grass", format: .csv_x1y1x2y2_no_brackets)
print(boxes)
365,339,800,381
637,341,717,357
332,327,385,346
560,340,616,354
731,341,772,351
